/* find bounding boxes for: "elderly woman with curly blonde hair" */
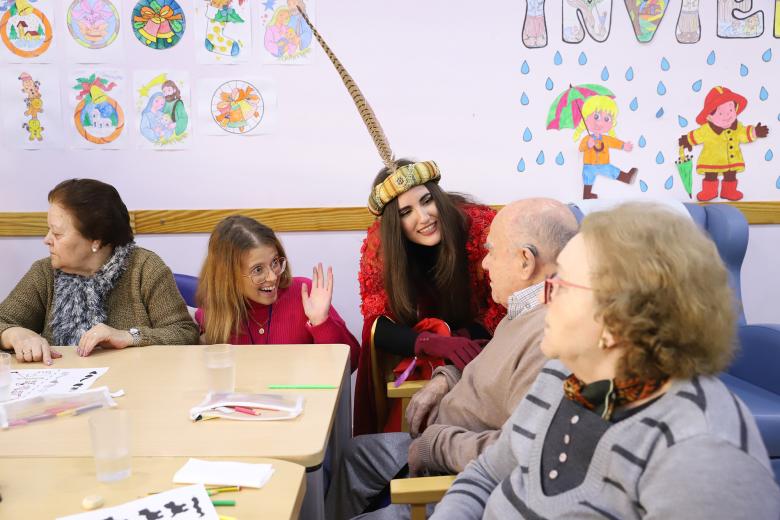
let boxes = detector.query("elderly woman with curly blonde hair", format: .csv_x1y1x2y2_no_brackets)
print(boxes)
432,203,780,519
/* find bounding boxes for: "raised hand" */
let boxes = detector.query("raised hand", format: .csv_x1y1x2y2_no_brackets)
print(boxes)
301,263,333,327
756,123,769,138
623,141,634,152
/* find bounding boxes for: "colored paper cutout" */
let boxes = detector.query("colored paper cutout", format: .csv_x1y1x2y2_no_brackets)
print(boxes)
203,0,249,59
18,71,43,141
131,0,185,50
624,0,669,43
261,0,314,63
0,0,52,58
717,0,763,39
562,0,613,43
72,73,124,144
676,0,701,43
211,79,263,134
522,0,547,48
134,71,190,148
67,0,120,49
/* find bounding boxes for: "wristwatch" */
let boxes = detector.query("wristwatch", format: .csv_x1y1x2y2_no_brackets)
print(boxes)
128,327,141,347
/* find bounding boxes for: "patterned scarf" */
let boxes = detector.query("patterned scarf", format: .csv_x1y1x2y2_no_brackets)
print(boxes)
49,243,136,346
563,373,667,420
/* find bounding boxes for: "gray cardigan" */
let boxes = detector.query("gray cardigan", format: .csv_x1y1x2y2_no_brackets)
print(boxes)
432,360,780,519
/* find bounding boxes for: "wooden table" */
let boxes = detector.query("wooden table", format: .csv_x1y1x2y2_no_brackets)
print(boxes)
0,456,305,519
3,344,352,520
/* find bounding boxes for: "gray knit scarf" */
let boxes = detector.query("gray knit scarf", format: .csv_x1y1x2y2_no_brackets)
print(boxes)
50,242,136,346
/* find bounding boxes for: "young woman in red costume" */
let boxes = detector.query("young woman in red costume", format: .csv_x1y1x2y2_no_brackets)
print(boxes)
354,159,505,435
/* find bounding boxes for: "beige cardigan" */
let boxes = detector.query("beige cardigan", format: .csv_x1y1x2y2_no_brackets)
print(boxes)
0,247,199,347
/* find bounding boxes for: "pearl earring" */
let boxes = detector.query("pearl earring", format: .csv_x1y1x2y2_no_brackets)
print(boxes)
92,246,98,253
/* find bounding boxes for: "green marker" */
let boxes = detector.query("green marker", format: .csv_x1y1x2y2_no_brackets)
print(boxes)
211,499,236,507
268,384,337,389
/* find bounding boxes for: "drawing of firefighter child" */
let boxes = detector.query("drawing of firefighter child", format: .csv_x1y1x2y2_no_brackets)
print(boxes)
679,86,769,201
573,95,638,199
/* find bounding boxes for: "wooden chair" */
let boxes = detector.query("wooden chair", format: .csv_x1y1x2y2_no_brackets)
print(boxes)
387,380,428,432
390,475,456,520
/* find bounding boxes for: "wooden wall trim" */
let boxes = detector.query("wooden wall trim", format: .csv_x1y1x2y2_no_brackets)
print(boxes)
1,202,779,237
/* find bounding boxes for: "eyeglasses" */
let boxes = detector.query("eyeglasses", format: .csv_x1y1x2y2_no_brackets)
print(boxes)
243,257,286,285
543,273,592,304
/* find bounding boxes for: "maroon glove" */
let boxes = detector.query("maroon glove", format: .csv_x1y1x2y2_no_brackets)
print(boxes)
414,332,488,371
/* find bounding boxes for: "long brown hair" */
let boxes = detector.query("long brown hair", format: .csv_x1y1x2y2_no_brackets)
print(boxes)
374,159,474,328
197,216,292,344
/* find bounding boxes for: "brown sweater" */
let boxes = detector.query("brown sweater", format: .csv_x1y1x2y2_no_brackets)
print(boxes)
416,305,547,473
0,248,199,347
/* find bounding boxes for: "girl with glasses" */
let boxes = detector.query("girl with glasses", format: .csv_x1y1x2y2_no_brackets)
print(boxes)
195,215,359,371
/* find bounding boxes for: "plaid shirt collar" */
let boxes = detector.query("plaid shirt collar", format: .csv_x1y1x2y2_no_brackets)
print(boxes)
507,282,544,320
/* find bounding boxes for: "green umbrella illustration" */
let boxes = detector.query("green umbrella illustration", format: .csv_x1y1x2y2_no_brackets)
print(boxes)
674,146,693,198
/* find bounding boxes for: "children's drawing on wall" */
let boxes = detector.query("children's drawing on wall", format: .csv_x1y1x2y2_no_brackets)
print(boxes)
69,70,125,148
547,85,637,199
260,0,313,64
522,0,547,48
0,0,53,61
66,0,124,62
679,86,769,201
717,0,763,38
198,77,277,135
131,0,185,50
562,0,612,43
676,0,700,43
133,70,190,149
195,0,251,64
624,0,668,42
1,65,62,148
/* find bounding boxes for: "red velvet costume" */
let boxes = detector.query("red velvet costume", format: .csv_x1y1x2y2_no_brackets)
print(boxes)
353,204,506,435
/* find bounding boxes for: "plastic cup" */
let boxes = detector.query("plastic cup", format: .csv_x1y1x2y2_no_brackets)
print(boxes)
89,409,131,482
204,345,235,394
0,352,11,402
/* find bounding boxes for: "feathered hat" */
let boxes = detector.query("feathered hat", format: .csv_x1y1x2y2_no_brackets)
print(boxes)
296,7,440,216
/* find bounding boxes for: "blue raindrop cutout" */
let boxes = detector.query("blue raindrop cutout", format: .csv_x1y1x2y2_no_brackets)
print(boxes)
655,151,665,164
766,149,774,161
578,52,587,65
776,176,780,189
545,77,554,90
678,115,688,128
517,159,526,172
760,87,769,101
707,51,716,65
521,92,529,105
763,49,772,63
657,81,667,95
523,128,533,142
625,67,634,81
664,176,674,190
692,79,702,92
638,135,647,148
777,113,780,121
536,151,545,165
660,57,670,71
740,64,749,77
601,67,609,81
656,107,664,118
555,152,564,165
639,180,648,192
629,97,638,111
554,51,562,65
521,61,530,74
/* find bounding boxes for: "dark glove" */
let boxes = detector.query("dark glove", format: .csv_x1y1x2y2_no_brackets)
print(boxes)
414,332,487,371
756,123,769,138
678,134,692,151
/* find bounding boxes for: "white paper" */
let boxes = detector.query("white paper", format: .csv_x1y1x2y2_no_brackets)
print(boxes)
63,0,126,63
133,69,191,149
0,65,63,148
259,0,315,65
67,68,128,149
194,0,252,64
197,77,277,136
8,367,108,401
0,0,58,63
57,484,218,520
174,458,275,489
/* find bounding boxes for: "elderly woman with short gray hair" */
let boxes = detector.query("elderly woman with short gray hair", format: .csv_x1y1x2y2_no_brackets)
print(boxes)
432,203,780,519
